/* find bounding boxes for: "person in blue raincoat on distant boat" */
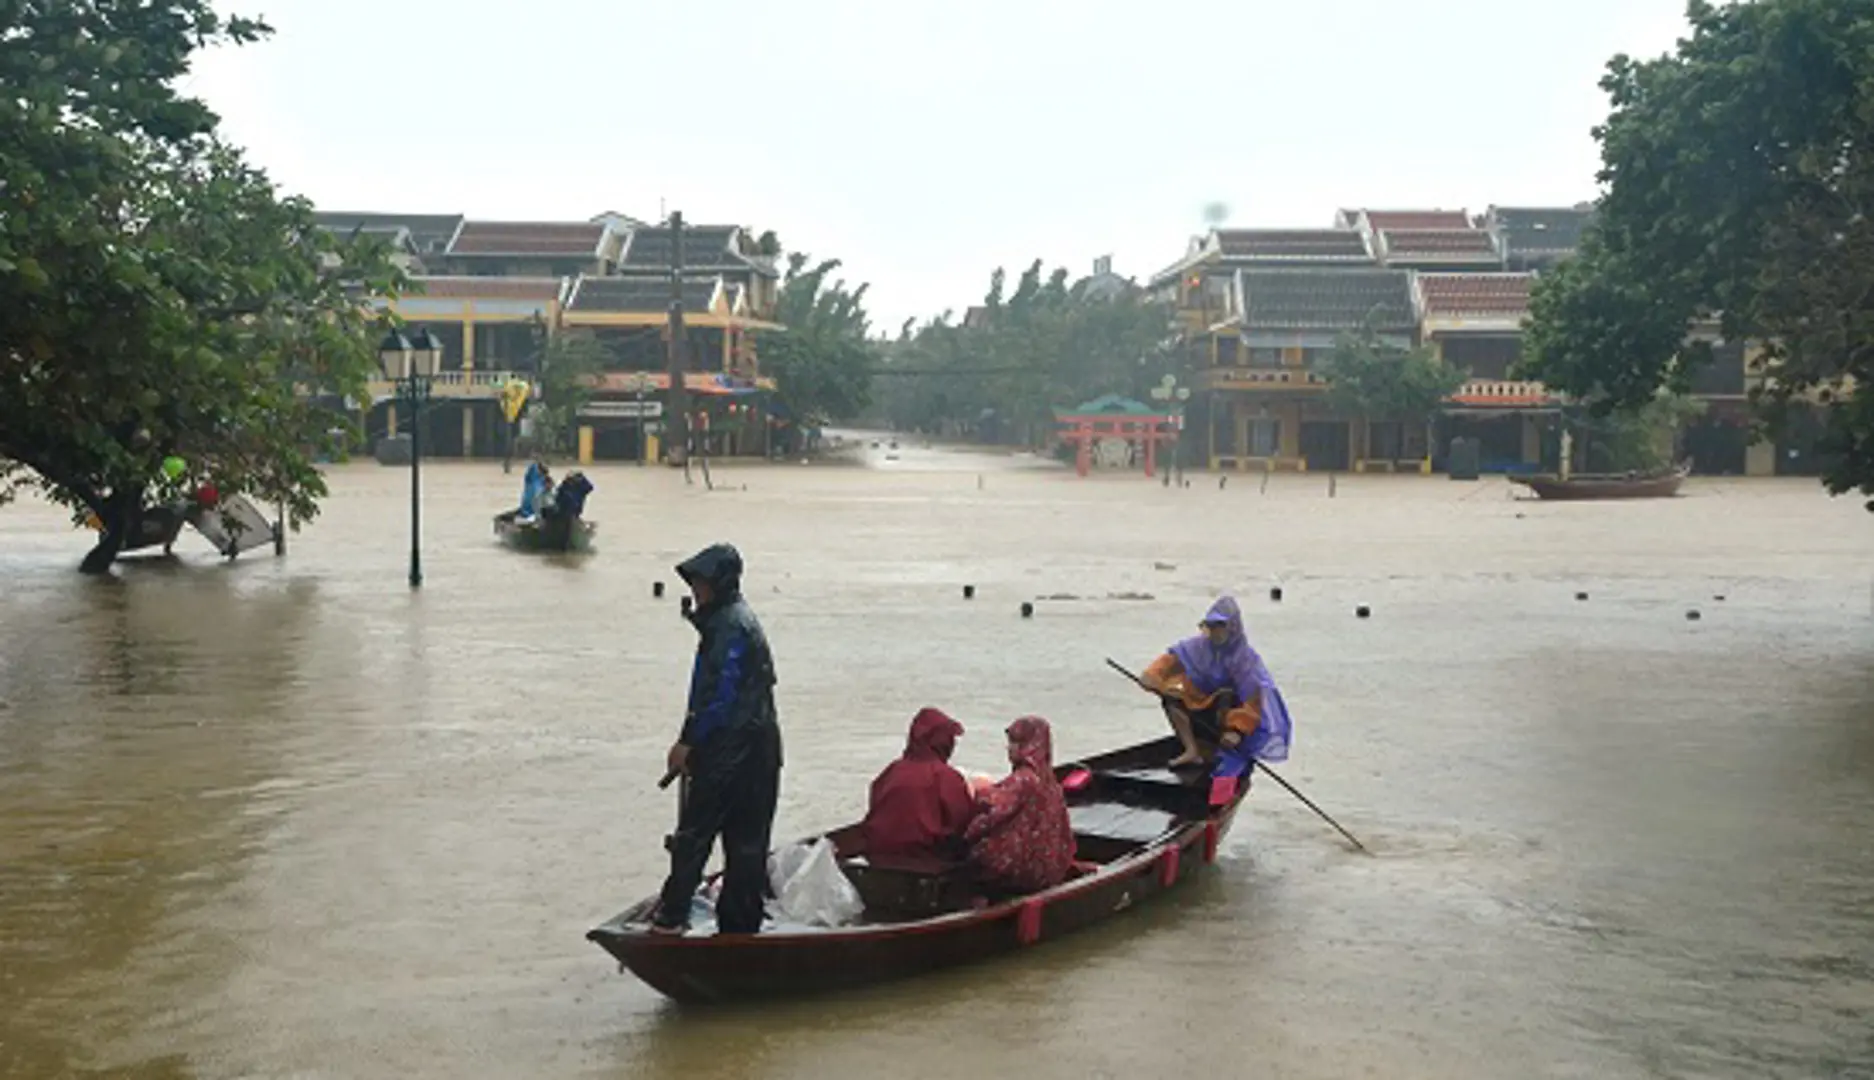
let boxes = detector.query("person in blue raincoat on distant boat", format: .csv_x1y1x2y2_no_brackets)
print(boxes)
1138,595,1293,804
516,461,552,522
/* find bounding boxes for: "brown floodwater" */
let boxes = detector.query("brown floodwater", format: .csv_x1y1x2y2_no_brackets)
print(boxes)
2,449,1871,1079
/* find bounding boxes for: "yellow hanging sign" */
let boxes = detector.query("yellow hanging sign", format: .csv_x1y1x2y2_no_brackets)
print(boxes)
500,379,530,424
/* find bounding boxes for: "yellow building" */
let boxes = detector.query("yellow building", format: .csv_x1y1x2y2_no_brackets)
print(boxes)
315,211,786,461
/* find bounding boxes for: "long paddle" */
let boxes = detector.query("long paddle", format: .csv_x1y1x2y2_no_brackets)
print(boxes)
1104,657,1370,854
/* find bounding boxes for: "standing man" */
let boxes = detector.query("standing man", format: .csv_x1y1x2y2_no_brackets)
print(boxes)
651,543,783,935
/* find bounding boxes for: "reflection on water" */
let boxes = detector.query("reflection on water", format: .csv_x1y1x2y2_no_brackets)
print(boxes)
1,463,1871,1079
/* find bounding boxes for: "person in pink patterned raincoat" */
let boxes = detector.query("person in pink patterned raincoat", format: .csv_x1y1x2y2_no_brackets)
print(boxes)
964,716,1076,894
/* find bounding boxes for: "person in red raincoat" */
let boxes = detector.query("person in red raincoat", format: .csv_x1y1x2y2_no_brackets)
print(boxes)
860,708,976,864
964,716,1075,894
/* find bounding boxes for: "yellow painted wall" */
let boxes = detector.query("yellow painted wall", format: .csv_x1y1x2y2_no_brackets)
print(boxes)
1746,439,1775,477
577,426,594,465
645,433,660,464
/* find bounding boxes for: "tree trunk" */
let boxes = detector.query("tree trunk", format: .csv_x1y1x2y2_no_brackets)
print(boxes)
78,488,140,575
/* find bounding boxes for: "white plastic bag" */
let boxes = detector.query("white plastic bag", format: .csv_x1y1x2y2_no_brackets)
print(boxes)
766,837,864,928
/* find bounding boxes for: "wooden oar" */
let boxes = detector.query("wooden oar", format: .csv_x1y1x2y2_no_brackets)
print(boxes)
1104,657,1370,854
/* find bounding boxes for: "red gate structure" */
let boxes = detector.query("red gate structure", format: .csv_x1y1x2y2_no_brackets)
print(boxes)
1053,394,1183,478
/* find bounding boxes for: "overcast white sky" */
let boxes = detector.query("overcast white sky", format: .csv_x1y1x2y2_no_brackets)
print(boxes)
186,0,1693,331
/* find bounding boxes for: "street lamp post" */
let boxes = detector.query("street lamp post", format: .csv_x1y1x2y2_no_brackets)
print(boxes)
378,327,444,588
1151,374,1193,486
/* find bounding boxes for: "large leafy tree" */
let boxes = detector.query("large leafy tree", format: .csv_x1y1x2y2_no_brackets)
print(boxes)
1521,0,1874,507
0,2,402,571
760,251,877,425
1319,318,1466,462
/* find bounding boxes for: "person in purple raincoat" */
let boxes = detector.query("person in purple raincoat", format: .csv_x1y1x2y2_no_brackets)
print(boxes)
1138,596,1293,799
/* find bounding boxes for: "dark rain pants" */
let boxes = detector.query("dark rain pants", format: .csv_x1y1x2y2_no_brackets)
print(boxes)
654,722,782,934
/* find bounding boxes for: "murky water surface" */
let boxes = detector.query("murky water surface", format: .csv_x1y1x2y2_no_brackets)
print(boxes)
2,449,1871,1079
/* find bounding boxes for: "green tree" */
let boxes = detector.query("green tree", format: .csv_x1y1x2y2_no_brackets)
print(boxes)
884,262,1168,443
1570,393,1707,474
1320,319,1466,463
761,252,877,426
0,2,404,571
1520,0,1874,507
529,333,611,459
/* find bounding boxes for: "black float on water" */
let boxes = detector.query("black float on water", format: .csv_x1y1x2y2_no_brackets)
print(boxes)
680,596,693,618
963,585,976,600
1020,602,1035,619
1576,591,1589,601
653,581,665,598
1686,609,1702,621
1355,605,1371,619
1270,586,1284,602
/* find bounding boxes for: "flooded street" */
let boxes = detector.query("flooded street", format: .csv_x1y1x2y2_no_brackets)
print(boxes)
2,455,1872,1079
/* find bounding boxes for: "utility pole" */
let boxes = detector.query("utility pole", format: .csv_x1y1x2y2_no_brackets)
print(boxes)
666,211,690,482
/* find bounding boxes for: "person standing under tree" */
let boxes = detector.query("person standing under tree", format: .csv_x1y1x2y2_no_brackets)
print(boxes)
651,543,783,936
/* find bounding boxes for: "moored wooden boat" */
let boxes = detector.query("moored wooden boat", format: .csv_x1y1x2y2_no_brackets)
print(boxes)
1509,463,1689,501
586,735,1250,1004
492,512,596,553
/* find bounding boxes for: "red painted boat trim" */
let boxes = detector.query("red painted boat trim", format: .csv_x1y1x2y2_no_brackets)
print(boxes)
1016,899,1044,945
1158,843,1180,887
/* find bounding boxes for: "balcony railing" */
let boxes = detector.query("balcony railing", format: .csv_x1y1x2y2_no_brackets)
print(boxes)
1448,379,1554,405
363,369,531,400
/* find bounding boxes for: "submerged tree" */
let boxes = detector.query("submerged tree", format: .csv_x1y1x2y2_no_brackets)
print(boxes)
1320,318,1467,463
0,2,404,571
530,333,613,459
760,252,878,428
1521,0,1874,508
884,262,1170,442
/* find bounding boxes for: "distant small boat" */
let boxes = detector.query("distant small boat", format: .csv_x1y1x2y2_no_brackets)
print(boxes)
493,512,595,553
1509,464,1689,501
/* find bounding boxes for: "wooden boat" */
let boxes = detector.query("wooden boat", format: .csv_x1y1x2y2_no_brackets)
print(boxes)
586,735,1250,1004
492,511,595,553
1509,463,1689,501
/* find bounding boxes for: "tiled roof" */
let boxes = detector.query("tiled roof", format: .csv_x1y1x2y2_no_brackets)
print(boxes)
1360,210,1472,231
1237,269,1416,331
1217,229,1371,263
408,276,564,302
1490,207,1594,255
620,225,775,276
1379,229,1501,267
314,212,463,253
1418,273,1534,319
565,276,717,314
449,221,608,258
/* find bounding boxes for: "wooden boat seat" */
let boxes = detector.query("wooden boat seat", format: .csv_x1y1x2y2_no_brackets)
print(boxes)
1069,802,1179,845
